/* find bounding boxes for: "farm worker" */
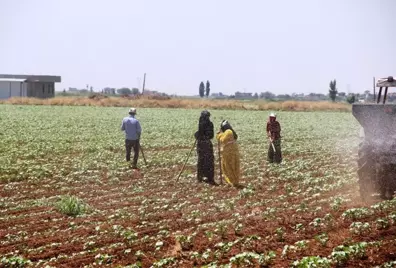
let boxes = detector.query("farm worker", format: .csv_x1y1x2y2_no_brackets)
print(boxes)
267,112,282,164
121,108,142,169
216,120,241,187
194,110,216,185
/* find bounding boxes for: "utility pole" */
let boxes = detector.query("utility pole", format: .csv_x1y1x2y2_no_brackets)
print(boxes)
373,76,376,102
142,73,146,95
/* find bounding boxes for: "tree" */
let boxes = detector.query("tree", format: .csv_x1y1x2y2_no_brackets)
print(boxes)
277,94,291,100
338,92,346,97
253,92,259,99
117,88,132,95
199,82,205,98
329,79,338,102
260,91,276,99
131,88,140,95
205,81,210,97
347,94,356,104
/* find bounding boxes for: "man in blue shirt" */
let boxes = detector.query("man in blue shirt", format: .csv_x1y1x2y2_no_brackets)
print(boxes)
121,108,142,169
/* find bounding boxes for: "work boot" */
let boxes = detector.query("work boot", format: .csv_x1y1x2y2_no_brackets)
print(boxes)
131,163,139,170
206,179,218,186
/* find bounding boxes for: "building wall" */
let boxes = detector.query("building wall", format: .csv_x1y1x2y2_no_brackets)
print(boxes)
27,82,55,98
0,81,28,99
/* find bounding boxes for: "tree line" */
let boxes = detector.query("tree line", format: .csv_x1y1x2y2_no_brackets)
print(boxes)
200,79,378,103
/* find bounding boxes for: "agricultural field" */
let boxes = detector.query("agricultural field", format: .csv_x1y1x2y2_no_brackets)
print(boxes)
0,105,395,268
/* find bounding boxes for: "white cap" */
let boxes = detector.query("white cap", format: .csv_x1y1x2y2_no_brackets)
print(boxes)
129,108,137,114
269,112,276,117
221,120,229,127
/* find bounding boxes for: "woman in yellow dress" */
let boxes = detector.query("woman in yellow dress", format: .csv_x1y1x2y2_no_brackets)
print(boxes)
216,120,241,187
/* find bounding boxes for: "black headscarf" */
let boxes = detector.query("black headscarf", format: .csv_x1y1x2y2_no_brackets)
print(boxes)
195,110,214,140
220,120,238,140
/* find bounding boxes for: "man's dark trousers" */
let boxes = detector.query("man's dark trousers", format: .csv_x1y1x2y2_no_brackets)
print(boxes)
125,139,140,168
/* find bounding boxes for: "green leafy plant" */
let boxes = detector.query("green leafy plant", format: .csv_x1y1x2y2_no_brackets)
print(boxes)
215,222,228,239
342,208,373,221
175,234,194,250
375,218,390,230
229,251,276,267
152,257,176,267
315,233,329,247
94,253,113,265
275,227,285,242
329,242,368,266
56,195,87,217
292,256,331,268
379,261,396,268
1,256,32,268
349,222,371,235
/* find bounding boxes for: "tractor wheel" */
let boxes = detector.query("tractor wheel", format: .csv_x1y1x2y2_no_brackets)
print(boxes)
357,141,376,201
377,162,396,200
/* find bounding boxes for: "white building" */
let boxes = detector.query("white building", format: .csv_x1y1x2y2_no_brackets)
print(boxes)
0,74,61,99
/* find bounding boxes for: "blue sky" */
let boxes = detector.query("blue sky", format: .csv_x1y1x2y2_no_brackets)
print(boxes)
1,0,395,95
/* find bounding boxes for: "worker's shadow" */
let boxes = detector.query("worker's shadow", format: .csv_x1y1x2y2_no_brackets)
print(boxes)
234,184,245,190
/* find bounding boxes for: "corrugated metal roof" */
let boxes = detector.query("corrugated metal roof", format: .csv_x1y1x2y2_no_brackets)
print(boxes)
0,74,61,83
0,78,27,82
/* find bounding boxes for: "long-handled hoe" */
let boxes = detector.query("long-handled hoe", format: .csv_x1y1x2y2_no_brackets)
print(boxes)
217,141,223,185
140,146,148,165
175,140,197,182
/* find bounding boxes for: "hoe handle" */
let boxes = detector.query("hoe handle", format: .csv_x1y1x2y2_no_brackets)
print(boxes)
140,145,147,165
268,131,276,153
175,140,197,182
218,141,223,184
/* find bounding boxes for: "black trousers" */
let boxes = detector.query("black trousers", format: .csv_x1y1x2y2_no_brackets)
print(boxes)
125,139,140,167
267,139,282,164
197,140,215,182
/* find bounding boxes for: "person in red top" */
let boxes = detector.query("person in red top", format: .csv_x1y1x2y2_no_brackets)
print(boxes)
266,112,282,163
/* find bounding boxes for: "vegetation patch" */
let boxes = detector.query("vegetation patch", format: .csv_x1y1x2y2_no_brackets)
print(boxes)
56,195,88,217
0,105,395,267
0,96,352,112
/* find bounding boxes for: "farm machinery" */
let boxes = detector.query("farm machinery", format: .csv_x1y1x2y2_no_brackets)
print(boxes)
352,76,396,200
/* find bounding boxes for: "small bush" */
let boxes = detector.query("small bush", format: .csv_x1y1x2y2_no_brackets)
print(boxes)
56,195,87,217
346,94,356,104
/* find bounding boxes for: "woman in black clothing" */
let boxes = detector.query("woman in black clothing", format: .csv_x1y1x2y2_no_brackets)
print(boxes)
194,110,216,185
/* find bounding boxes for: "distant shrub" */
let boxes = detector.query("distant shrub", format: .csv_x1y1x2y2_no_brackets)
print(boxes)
88,93,108,100
346,94,355,104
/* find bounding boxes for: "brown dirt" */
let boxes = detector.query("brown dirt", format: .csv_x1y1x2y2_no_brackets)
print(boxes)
1,150,395,267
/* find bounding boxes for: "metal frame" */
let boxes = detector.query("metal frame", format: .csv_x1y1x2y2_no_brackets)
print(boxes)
375,76,396,104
